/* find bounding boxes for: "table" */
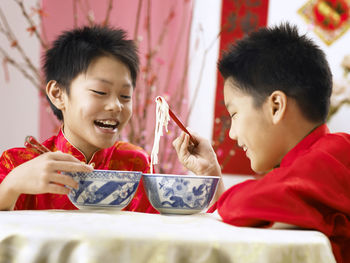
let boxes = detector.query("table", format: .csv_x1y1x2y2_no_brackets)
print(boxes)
0,210,336,263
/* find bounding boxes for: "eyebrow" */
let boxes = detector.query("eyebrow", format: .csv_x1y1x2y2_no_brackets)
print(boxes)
93,78,132,88
93,78,113,85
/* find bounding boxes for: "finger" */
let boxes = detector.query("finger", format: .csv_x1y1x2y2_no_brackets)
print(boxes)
49,173,79,189
46,183,71,195
172,132,184,150
178,133,191,158
172,137,179,149
48,160,93,173
187,143,196,154
46,151,85,163
188,130,203,146
173,132,186,154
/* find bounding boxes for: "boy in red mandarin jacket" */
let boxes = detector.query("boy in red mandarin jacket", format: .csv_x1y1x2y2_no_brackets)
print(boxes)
0,25,157,214
173,23,350,263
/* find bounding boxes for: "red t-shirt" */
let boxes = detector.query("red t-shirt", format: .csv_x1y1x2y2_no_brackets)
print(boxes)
0,130,158,214
210,124,350,263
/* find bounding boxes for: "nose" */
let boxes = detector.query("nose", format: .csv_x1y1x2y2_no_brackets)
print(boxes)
105,97,122,112
229,122,237,140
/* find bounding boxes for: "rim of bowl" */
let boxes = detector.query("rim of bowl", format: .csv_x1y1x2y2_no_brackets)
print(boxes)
84,170,142,173
142,173,220,179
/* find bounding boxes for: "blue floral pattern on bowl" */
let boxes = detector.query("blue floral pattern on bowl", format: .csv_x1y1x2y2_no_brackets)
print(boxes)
143,174,220,215
67,170,142,210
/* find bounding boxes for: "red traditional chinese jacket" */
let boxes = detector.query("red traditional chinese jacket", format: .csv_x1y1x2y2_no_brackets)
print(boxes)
0,130,158,213
209,124,350,263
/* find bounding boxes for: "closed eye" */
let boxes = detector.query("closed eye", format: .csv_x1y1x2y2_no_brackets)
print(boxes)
90,90,106,95
230,113,237,119
121,95,132,100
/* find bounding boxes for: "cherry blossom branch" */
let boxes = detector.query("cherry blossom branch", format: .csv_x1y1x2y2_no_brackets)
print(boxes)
0,7,41,84
103,0,113,26
139,0,153,144
163,2,193,172
73,0,78,28
152,4,176,97
328,98,350,121
140,3,177,147
84,0,95,26
76,0,95,26
138,3,177,146
0,46,41,89
14,0,48,50
127,0,143,144
327,54,350,121
133,0,143,41
162,4,188,110
175,2,193,111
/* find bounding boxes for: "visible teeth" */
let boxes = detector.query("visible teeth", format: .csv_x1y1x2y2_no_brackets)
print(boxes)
94,119,118,129
97,120,117,125
243,146,248,152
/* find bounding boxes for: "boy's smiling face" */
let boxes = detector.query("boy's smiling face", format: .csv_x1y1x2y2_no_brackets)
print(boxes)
56,56,133,160
224,78,283,173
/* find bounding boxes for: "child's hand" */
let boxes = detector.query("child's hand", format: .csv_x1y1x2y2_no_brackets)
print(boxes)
3,151,93,196
173,131,226,203
172,131,221,177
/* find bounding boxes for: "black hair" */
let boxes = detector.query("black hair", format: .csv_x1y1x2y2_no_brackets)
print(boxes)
43,25,139,121
218,22,332,123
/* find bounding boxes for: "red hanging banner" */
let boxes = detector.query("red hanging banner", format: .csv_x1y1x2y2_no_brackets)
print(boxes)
212,0,269,175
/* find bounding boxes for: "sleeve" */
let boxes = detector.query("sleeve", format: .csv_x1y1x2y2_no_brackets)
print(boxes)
0,150,15,183
216,150,350,237
0,148,38,183
0,148,39,210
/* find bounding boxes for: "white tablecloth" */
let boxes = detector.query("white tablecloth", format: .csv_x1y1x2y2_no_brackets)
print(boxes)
0,210,336,263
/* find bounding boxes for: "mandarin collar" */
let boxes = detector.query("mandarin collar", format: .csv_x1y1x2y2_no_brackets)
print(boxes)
54,129,100,163
279,124,329,167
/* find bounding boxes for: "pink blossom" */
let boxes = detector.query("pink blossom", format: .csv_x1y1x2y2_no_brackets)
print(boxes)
155,57,165,65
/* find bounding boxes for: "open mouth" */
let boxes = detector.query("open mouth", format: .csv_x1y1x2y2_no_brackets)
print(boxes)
94,119,119,130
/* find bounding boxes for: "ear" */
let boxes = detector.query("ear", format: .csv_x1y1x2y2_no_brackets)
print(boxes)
46,80,65,110
267,90,287,124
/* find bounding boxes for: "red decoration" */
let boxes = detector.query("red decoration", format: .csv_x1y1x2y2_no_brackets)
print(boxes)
299,0,350,45
313,0,349,30
212,0,269,175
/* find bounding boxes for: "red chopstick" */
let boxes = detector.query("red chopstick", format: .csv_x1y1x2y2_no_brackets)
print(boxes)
24,136,70,187
24,136,50,154
157,97,198,146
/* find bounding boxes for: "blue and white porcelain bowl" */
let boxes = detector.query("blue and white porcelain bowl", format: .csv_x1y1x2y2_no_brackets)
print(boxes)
67,170,142,210
142,173,220,215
